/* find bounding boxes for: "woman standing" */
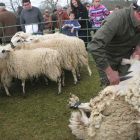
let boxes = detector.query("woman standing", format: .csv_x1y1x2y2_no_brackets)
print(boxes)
71,0,90,45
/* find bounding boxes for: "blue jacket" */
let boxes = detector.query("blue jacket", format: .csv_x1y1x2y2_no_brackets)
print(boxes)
62,20,81,36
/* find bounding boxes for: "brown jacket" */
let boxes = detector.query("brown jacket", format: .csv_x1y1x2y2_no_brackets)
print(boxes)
43,15,52,30
0,9,18,42
57,10,69,29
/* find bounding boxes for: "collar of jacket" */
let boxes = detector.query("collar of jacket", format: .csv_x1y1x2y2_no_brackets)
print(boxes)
93,4,101,9
130,3,140,28
0,8,7,13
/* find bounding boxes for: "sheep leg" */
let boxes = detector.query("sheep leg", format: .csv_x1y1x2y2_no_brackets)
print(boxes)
43,76,49,85
21,80,25,99
87,65,92,76
76,66,81,81
68,93,92,112
57,77,61,94
72,69,77,85
3,83,11,96
79,109,89,126
78,103,92,112
61,70,65,86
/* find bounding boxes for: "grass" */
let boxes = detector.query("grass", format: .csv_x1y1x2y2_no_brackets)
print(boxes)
0,61,102,140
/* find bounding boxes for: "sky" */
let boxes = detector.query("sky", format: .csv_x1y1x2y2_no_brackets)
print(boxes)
0,0,72,8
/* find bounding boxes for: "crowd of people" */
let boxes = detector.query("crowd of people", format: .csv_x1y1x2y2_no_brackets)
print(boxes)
0,0,121,45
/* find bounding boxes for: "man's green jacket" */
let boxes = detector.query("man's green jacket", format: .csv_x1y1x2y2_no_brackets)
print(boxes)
88,3,140,70
50,13,57,28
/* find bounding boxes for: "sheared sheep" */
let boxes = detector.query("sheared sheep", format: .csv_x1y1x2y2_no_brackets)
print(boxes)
67,55,140,140
0,45,62,98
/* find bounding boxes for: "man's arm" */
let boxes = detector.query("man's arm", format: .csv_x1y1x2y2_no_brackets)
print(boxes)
62,21,69,31
87,15,122,85
64,12,69,20
103,6,109,18
104,66,120,85
72,21,81,31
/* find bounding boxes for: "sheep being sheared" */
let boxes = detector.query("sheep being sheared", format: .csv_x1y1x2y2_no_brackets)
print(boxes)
67,55,140,140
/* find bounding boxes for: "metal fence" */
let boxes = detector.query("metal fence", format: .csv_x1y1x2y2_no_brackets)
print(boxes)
0,18,98,61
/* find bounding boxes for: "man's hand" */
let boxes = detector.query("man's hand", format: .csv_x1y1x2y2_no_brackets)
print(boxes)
104,66,120,85
71,29,74,33
132,45,140,60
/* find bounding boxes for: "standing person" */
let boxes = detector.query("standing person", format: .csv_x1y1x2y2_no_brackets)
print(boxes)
83,2,90,12
71,0,90,44
62,11,81,36
114,5,121,11
20,0,44,34
43,9,52,34
0,2,18,44
89,0,109,33
16,6,23,31
57,6,69,29
50,9,57,33
87,1,140,87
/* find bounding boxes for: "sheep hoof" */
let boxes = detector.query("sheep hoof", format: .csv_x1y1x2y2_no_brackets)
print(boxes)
73,82,77,85
56,92,60,95
78,77,81,81
62,84,65,87
22,95,25,99
7,94,11,97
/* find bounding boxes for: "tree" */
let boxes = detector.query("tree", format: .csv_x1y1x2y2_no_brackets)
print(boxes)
8,0,22,13
40,0,60,11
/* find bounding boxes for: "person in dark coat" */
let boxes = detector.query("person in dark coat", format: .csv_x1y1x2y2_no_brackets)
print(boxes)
71,0,91,45
16,6,23,31
88,1,140,87
50,9,57,33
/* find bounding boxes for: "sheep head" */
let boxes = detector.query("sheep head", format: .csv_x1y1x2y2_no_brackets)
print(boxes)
0,47,10,59
10,36,26,49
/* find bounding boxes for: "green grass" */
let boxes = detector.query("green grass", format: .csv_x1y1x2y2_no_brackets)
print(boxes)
0,61,102,140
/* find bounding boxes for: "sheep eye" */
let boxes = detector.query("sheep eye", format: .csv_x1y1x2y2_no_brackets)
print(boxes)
17,40,20,43
30,39,33,40
2,50,5,53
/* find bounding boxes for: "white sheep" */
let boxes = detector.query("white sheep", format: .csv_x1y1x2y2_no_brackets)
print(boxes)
67,55,140,140
11,33,92,81
0,45,62,98
10,36,83,85
26,34,92,79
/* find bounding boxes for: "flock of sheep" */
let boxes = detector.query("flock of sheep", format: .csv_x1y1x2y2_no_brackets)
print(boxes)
0,32,92,98
68,55,140,140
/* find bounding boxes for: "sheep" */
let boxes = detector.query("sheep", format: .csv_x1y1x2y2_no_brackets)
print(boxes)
67,55,140,140
26,34,92,78
0,45,62,98
11,33,92,81
10,36,82,85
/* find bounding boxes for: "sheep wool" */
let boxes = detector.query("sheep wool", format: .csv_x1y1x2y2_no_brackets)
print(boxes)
0,45,62,95
68,55,140,140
